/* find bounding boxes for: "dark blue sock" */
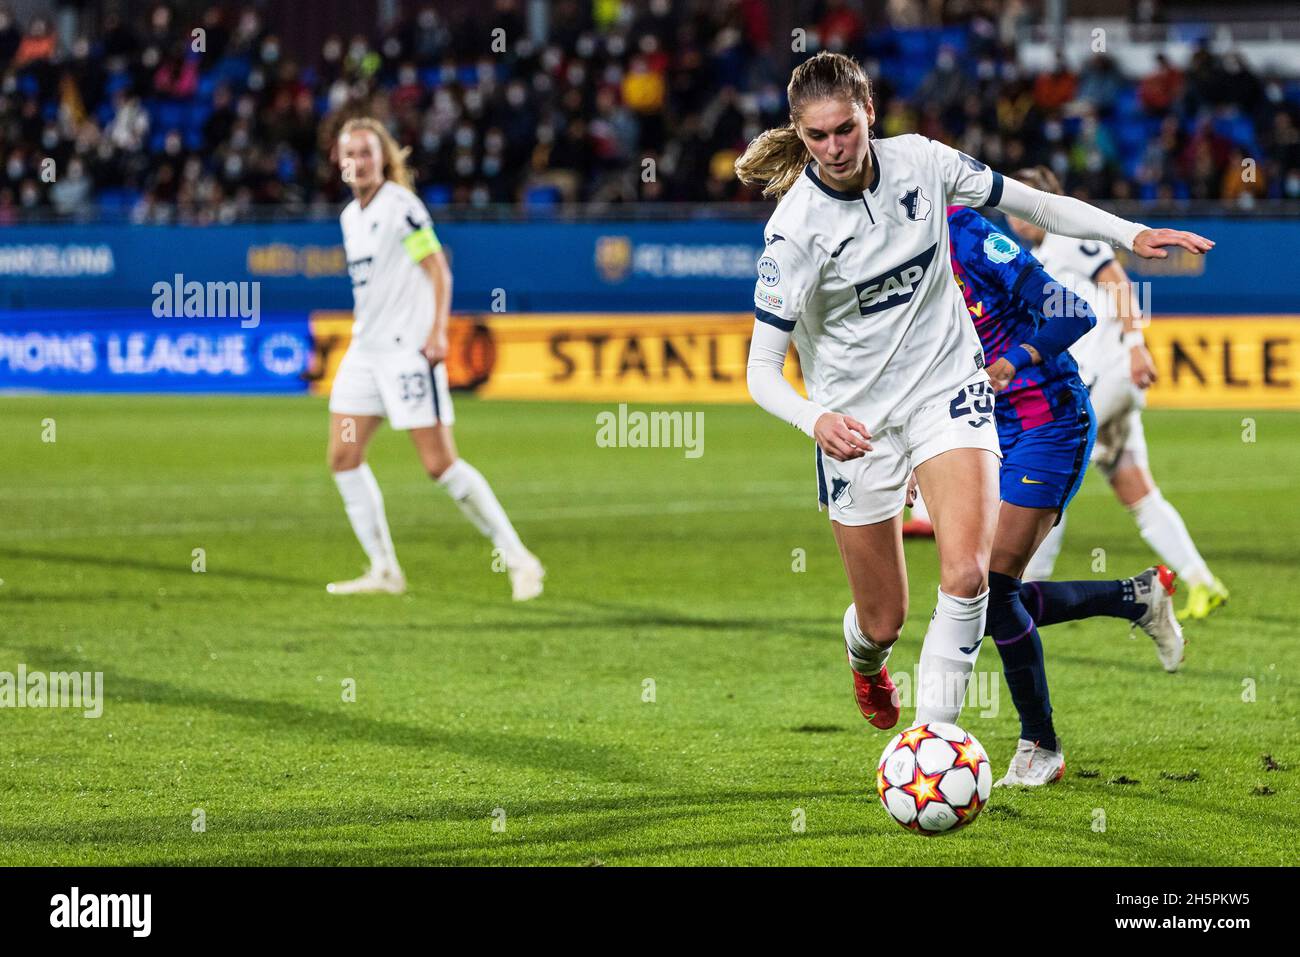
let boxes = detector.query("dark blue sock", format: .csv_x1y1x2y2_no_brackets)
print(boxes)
1020,578,1143,628
988,571,1056,751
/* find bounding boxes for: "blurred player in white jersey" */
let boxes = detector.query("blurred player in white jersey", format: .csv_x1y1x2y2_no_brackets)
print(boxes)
1008,167,1227,621
735,53,1212,731
325,117,544,600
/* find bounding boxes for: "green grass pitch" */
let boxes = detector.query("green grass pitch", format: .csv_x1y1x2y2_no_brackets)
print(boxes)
0,395,1295,865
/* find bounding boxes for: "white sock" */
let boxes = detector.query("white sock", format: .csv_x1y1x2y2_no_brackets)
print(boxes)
1130,489,1213,588
1024,514,1066,581
438,459,527,563
910,489,930,522
333,464,399,573
843,604,892,675
915,587,988,725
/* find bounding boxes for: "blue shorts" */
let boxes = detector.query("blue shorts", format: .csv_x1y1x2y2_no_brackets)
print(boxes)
997,396,1096,517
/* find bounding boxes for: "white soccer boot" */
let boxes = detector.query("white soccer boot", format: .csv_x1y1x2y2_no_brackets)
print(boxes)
507,552,545,602
326,565,407,595
1132,565,1184,672
995,738,1066,787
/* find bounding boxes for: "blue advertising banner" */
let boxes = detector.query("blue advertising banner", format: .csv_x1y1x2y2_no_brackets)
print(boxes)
0,310,313,393
0,218,1294,315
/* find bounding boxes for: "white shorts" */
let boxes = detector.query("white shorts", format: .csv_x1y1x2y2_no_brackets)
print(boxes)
1087,367,1147,478
328,348,454,430
816,376,1002,526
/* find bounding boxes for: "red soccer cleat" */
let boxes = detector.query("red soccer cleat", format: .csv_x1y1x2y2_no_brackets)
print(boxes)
902,518,934,538
851,663,901,730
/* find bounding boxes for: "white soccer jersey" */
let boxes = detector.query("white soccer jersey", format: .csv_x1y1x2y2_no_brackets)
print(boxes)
1032,232,1120,384
340,180,441,352
753,134,1000,431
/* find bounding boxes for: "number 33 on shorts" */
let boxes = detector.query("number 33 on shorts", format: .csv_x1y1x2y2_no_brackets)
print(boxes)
399,371,428,403
949,380,994,426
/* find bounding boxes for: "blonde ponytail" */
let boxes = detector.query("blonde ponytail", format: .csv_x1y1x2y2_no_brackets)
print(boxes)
735,125,811,199
339,116,416,191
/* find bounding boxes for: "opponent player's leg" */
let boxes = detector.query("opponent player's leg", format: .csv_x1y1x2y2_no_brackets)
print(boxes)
1021,565,1183,671
832,515,907,730
912,445,1000,726
1022,512,1065,581
988,500,1064,785
1012,405,1184,669
409,417,545,602
327,410,405,593
985,399,1096,785
1110,413,1226,619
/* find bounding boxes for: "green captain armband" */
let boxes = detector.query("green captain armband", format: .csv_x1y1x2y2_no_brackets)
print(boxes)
402,226,441,263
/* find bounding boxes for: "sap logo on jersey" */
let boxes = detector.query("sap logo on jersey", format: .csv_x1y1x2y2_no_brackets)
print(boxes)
983,233,1020,264
854,243,937,316
757,256,781,287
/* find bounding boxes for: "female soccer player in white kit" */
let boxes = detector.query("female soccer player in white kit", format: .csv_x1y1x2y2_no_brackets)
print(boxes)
736,53,1212,729
326,117,544,600
1008,167,1227,621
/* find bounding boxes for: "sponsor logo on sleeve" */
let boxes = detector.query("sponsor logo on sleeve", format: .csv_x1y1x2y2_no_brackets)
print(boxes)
756,288,785,310
983,233,1020,264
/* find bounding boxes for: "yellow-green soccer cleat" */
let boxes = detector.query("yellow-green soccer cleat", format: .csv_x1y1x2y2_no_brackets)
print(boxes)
1177,578,1229,621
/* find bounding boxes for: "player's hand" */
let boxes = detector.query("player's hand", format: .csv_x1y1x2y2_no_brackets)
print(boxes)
905,471,919,508
814,412,872,462
986,357,1016,394
1132,227,1214,259
1130,343,1157,389
422,331,448,364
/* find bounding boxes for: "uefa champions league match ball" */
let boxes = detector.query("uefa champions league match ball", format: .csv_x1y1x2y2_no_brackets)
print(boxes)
876,722,993,835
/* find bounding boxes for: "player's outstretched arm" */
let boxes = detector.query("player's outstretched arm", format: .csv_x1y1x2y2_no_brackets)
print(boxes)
992,176,1214,259
1130,227,1214,259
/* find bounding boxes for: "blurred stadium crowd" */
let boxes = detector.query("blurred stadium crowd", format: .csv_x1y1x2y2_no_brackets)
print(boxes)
2,0,1299,223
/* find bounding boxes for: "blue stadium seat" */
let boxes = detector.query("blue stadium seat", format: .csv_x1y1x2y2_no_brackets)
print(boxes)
422,184,452,207
105,73,132,98
187,103,212,129
1114,86,1141,118
1213,111,1260,155
523,184,562,211
196,73,220,100
97,188,141,213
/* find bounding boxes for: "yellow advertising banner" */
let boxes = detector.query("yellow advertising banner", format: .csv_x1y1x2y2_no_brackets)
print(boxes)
1143,316,1299,410
307,312,803,402
307,312,1299,410
474,313,802,402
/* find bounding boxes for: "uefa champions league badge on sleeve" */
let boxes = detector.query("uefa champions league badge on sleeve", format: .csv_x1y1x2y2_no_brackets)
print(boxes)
983,233,1020,264
757,256,781,287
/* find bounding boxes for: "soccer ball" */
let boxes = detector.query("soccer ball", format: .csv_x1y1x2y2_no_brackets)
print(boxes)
876,722,993,835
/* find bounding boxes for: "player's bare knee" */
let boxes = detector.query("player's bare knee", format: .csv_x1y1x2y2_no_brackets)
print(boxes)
858,611,904,647
329,448,363,473
424,455,456,480
940,559,988,598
